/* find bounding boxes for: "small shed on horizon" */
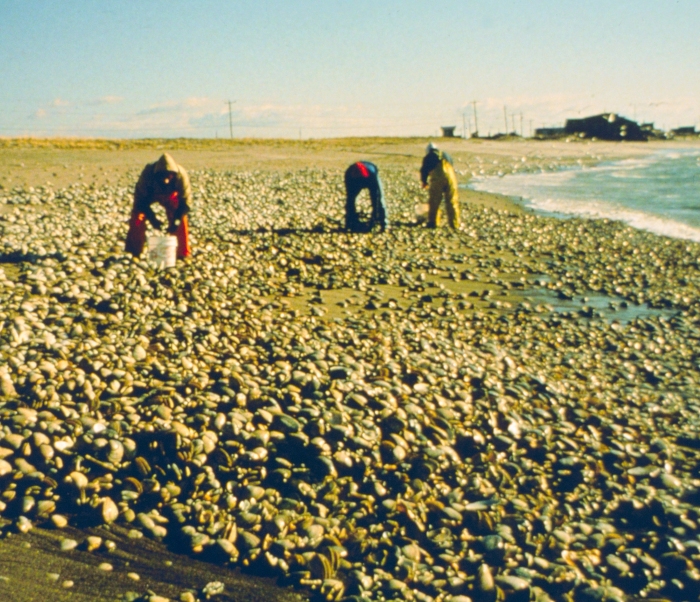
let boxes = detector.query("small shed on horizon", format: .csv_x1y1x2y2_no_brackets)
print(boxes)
534,127,565,139
441,126,457,137
671,126,697,137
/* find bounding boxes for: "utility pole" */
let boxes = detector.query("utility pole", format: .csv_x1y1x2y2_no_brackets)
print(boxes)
520,113,523,137
463,112,467,138
504,106,508,134
511,114,515,134
472,101,478,137
227,100,236,139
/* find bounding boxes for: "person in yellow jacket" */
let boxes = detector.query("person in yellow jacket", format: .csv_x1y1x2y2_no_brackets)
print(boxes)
420,142,460,229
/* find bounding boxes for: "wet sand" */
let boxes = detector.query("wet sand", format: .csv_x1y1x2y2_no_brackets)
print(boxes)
0,522,307,602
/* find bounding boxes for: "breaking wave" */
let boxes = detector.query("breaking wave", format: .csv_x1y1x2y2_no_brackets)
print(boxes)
468,149,700,242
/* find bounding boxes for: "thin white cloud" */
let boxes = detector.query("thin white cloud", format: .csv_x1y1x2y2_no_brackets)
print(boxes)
72,99,378,137
137,97,223,116
137,102,179,116
96,95,124,105
83,95,124,107
31,97,72,121
183,97,211,108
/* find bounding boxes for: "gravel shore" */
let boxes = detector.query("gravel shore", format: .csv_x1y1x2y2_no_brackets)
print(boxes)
1,138,699,602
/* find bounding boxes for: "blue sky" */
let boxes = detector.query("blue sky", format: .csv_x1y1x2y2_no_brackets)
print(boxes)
1,0,698,138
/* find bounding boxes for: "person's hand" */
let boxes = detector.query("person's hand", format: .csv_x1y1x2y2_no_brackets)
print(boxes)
422,183,428,189
168,219,181,234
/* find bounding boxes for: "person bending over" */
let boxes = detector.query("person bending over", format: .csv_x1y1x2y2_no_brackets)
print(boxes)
125,153,192,259
344,161,388,233
420,142,460,230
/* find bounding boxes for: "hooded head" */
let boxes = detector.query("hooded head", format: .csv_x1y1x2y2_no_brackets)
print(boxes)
426,142,438,154
153,153,179,188
153,153,179,174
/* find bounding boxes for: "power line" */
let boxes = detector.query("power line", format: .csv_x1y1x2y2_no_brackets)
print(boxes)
227,100,236,139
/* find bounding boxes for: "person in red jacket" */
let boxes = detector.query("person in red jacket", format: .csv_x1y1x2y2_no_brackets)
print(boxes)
125,153,192,259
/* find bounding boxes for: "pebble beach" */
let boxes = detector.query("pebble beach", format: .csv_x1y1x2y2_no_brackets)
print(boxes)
1,137,699,602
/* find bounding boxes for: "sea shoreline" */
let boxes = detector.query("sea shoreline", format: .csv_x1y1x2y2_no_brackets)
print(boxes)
464,140,700,237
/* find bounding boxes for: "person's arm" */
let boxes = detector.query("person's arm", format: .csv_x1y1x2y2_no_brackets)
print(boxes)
133,166,162,230
368,171,382,203
172,169,192,221
144,205,161,230
420,154,434,186
167,168,192,233
370,172,388,228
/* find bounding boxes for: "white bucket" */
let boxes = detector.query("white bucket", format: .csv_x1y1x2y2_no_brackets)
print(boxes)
148,235,178,268
415,203,429,224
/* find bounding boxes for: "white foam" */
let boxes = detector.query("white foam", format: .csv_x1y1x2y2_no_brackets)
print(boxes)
610,171,646,179
469,148,700,243
525,196,700,242
470,169,575,195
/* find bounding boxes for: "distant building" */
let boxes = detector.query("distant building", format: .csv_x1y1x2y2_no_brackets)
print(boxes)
641,122,666,139
670,126,697,137
441,126,457,137
534,127,566,139
564,113,647,141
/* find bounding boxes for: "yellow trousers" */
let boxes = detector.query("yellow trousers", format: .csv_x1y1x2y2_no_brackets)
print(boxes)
428,159,460,229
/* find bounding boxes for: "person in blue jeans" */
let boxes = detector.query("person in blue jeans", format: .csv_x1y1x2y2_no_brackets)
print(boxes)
344,161,388,232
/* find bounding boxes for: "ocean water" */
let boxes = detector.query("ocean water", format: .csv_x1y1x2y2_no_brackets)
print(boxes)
468,148,700,242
